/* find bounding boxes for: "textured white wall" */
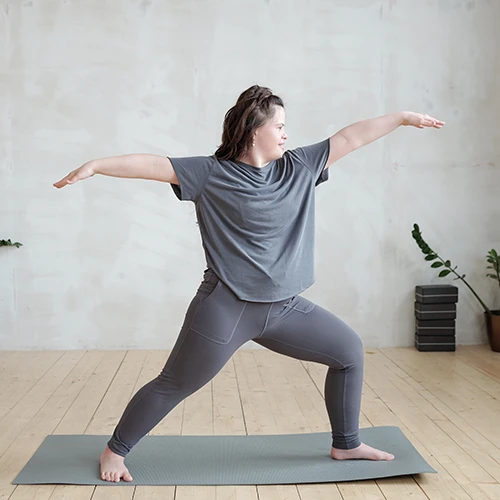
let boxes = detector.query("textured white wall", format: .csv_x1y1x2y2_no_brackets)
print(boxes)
1,0,499,350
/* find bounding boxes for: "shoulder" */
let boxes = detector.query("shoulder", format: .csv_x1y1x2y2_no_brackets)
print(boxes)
283,139,326,167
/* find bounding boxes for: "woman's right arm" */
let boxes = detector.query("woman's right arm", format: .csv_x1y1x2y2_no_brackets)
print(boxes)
53,154,178,189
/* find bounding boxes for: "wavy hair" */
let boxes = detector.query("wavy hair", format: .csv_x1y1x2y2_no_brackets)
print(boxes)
214,85,284,161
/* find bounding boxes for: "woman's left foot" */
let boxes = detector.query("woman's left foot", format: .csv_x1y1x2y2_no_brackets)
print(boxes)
331,442,394,461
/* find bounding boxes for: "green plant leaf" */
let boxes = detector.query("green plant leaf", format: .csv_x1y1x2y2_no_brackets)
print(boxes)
0,239,22,248
425,254,437,261
491,249,498,258
439,270,452,277
431,262,444,268
445,260,451,267
487,274,498,279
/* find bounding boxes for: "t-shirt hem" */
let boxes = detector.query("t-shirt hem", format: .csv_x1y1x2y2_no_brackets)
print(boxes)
228,280,316,303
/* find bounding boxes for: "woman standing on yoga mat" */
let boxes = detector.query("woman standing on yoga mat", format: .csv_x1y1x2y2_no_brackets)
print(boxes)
54,85,444,483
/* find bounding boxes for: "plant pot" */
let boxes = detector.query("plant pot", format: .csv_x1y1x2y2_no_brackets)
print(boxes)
485,310,500,352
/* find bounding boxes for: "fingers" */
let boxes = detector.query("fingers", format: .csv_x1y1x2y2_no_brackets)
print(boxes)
407,112,445,129
53,174,74,189
422,114,445,129
428,120,444,128
53,177,69,189
53,168,85,189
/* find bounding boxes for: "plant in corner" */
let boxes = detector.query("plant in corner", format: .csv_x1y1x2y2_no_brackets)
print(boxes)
0,239,23,248
411,223,500,352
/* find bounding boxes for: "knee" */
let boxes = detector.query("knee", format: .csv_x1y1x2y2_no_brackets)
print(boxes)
333,330,364,370
351,330,364,352
157,367,207,397
156,369,190,394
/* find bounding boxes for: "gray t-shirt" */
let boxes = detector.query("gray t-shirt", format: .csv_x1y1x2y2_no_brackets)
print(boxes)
169,138,330,302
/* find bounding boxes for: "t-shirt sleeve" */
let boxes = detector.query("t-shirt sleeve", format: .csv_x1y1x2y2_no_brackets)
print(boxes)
167,155,213,202
288,138,331,186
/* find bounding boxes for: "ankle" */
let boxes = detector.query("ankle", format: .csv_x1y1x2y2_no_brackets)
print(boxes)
331,443,361,452
103,445,122,458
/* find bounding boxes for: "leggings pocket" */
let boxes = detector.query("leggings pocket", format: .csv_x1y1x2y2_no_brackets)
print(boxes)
287,295,316,314
190,278,247,345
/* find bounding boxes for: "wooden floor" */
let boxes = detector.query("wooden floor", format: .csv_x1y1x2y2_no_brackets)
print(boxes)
0,345,499,500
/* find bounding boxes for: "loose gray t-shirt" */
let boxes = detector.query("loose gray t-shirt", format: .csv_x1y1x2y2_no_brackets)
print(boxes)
169,138,330,302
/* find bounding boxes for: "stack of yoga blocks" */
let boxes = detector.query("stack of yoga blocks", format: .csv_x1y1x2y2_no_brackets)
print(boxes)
414,285,458,352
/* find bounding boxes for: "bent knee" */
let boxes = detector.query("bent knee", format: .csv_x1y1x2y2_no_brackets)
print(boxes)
332,331,364,369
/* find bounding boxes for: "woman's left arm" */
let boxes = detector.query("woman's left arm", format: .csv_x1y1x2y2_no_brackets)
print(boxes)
325,111,445,168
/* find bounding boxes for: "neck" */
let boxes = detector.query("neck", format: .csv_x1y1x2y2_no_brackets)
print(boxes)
236,151,271,168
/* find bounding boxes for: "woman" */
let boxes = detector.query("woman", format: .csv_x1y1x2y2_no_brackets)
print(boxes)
54,85,444,483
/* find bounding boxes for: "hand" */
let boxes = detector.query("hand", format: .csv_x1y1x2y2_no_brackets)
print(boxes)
53,161,96,189
402,112,445,129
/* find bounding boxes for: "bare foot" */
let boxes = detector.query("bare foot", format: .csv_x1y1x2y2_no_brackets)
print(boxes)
331,442,394,461
100,445,133,483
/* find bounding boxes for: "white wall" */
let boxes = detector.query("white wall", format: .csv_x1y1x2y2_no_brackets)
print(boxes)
1,0,499,350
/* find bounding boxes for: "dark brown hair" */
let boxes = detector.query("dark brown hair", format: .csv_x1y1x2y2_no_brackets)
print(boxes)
214,85,284,161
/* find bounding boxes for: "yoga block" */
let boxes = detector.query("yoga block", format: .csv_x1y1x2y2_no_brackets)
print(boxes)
415,333,456,344
415,285,458,304
415,318,455,336
415,336,456,352
414,301,456,320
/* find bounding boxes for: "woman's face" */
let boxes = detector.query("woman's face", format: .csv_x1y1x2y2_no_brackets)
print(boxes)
254,106,288,162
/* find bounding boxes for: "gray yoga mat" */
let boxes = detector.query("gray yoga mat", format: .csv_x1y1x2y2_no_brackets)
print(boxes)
13,426,436,486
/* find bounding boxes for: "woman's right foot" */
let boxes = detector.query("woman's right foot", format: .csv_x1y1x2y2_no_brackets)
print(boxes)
331,442,394,461
100,445,133,482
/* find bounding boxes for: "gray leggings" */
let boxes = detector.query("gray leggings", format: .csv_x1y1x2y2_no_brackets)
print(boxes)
108,269,364,456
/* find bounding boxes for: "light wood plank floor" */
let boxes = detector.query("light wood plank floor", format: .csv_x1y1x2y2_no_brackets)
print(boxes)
0,345,499,500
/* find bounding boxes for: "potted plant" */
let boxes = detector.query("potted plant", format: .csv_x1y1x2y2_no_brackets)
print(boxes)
0,239,23,248
412,224,500,352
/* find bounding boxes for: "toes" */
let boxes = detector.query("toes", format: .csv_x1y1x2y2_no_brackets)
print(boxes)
100,469,132,482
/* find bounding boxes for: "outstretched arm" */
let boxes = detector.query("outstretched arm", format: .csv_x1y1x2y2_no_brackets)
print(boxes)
325,111,445,168
53,154,179,189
